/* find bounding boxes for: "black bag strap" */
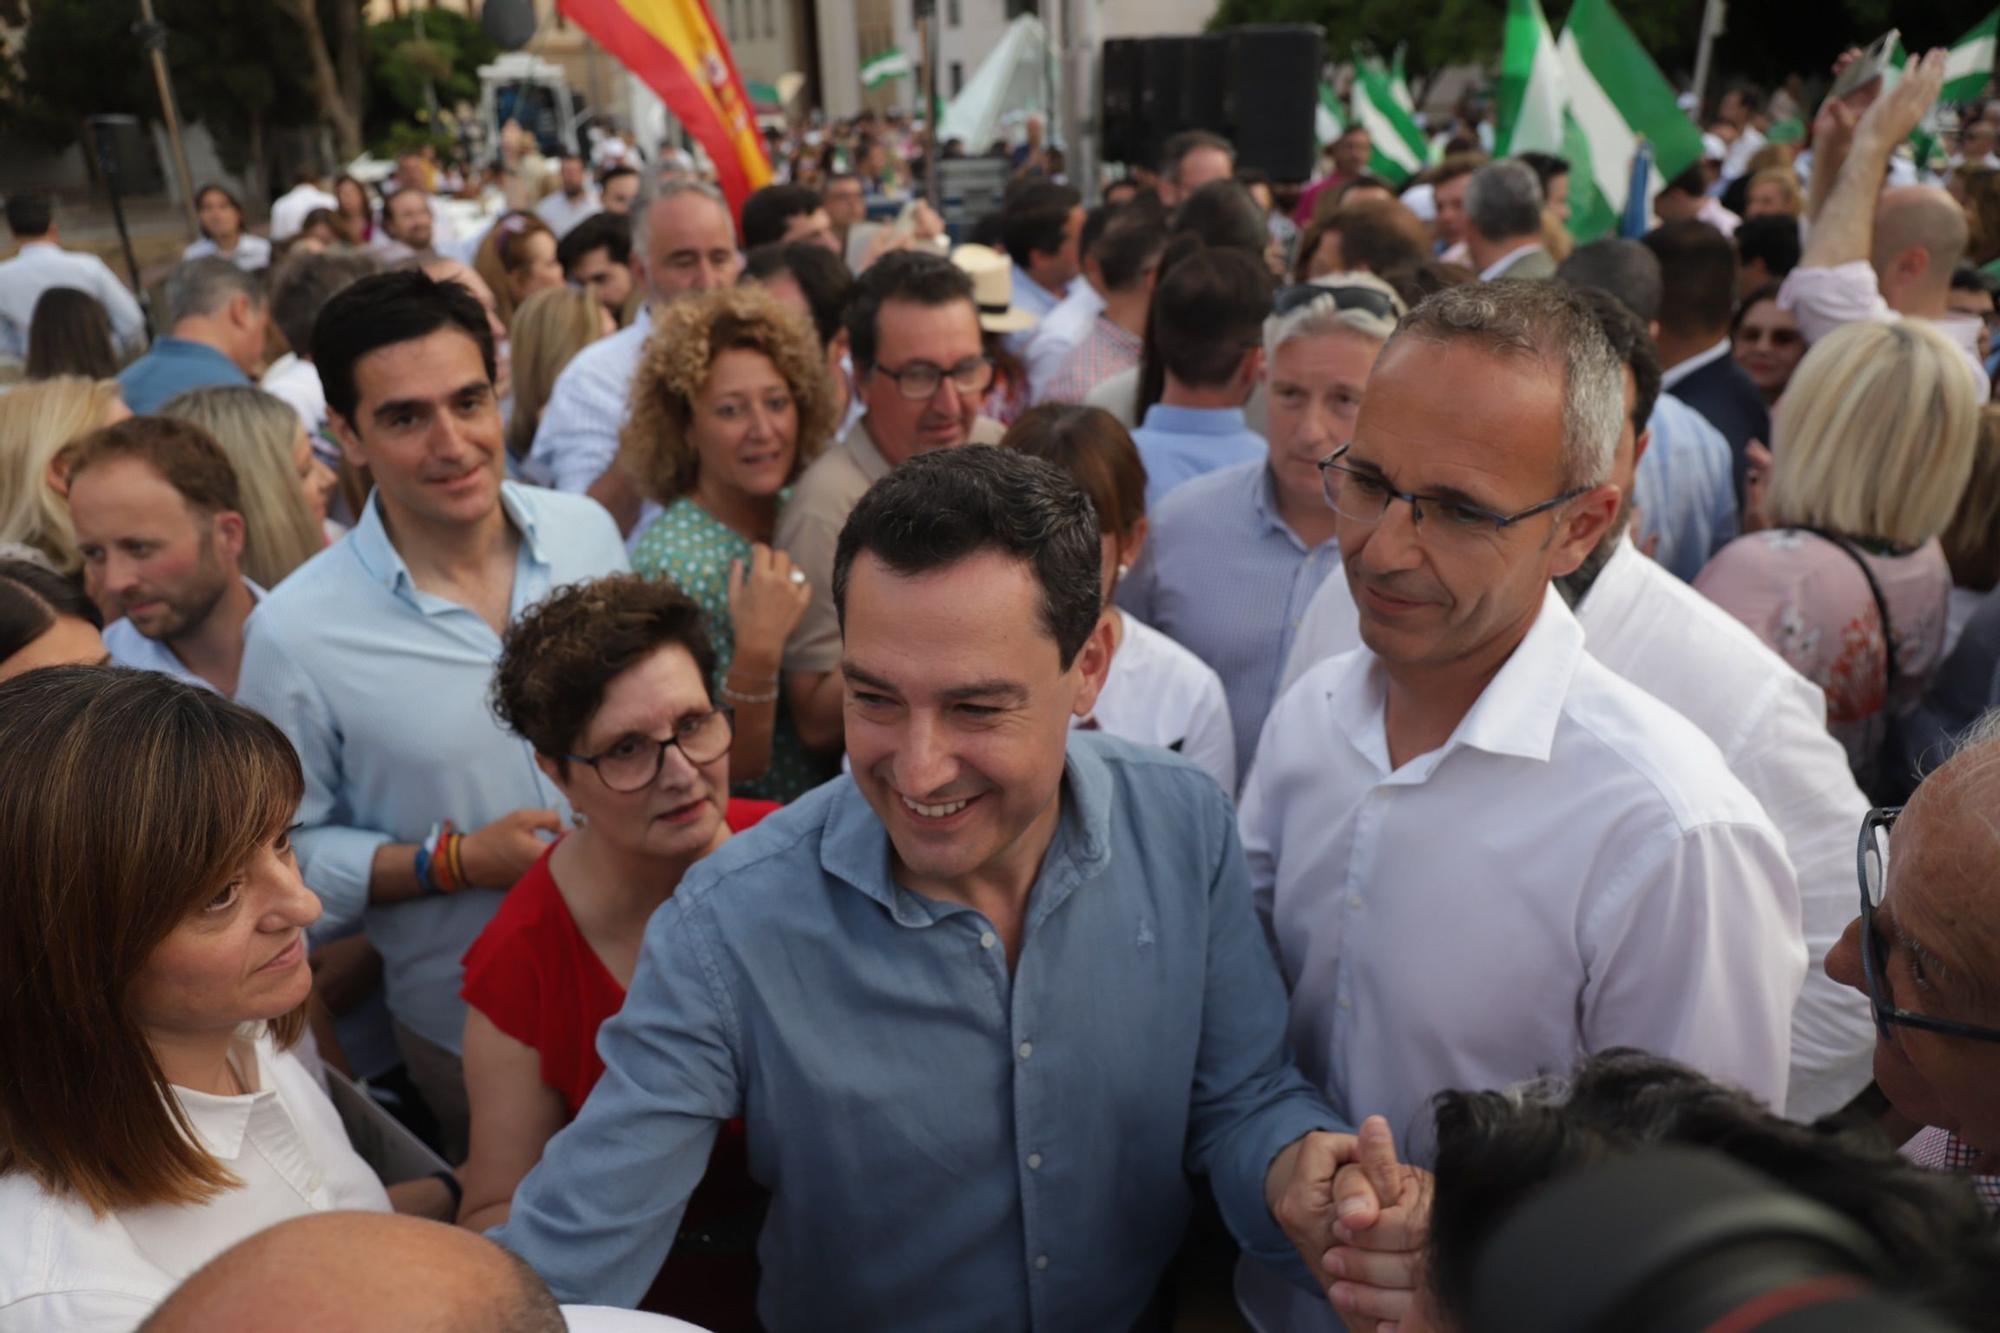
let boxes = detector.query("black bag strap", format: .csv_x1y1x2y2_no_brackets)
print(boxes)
1792,526,1898,694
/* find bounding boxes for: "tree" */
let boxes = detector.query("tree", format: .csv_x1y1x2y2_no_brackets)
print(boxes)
362,8,498,147
0,0,153,147
277,0,364,160
159,0,320,205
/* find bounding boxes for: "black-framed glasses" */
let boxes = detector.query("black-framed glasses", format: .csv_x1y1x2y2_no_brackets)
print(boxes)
1314,444,1588,542
870,356,996,401
1273,281,1400,322
564,707,735,793
1857,806,2000,1044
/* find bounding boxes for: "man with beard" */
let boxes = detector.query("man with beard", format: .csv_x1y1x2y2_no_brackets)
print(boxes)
67,415,262,697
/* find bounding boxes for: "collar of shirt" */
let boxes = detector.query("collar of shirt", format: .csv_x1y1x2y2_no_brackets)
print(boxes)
1330,583,1583,777
1660,337,1734,390
104,576,268,692
166,1028,277,1161
818,738,1114,927
1138,403,1251,436
1010,263,1067,318
147,336,245,374
1247,460,1331,553
843,417,895,486
1478,242,1546,282
349,479,546,600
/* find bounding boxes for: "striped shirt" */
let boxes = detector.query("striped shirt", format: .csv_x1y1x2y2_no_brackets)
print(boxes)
1043,315,1143,406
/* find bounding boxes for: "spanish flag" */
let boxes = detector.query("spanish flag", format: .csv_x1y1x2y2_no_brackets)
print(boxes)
559,0,773,217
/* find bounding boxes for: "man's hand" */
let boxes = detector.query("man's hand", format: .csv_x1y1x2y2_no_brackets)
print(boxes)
1857,49,1947,152
1268,1117,1432,1333
460,808,564,888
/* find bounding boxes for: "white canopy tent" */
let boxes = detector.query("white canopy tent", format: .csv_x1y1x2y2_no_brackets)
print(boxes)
937,15,1059,152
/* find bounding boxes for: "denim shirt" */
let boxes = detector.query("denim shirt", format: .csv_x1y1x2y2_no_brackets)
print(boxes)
493,733,1339,1330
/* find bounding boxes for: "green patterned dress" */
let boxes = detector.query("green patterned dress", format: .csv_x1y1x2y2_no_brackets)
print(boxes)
630,494,836,803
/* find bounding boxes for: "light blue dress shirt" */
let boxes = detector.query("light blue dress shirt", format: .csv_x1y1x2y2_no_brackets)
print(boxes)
494,733,1340,1328
235,482,629,1052
103,576,265,694
1633,393,1739,583
116,336,251,414
1119,460,1342,781
1131,403,1270,510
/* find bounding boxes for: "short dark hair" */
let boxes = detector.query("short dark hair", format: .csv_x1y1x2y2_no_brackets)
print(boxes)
740,183,825,250
1661,162,1708,198
1324,200,1431,275
1516,151,1569,190
1169,179,1268,256
1574,287,1661,434
493,574,717,762
1642,220,1738,339
5,192,53,238
270,249,381,360
1378,258,1478,309
1735,213,1803,283
1731,282,1785,334
1001,181,1082,270
1077,202,1122,269
1954,262,2000,295
740,240,854,347
312,269,497,427
840,249,974,373
0,558,100,663
1151,246,1272,388
556,210,633,277
1094,209,1169,292
599,163,641,190
1426,1050,2000,1331
26,287,118,381
1160,129,1234,182
1557,238,1664,323
833,445,1103,669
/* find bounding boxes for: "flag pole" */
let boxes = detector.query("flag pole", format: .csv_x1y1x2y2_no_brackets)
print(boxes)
1691,0,1727,116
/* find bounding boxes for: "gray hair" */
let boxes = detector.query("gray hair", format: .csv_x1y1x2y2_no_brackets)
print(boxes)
1264,272,1405,359
1466,160,1545,243
630,176,731,258
166,257,264,327
1394,282,1625,489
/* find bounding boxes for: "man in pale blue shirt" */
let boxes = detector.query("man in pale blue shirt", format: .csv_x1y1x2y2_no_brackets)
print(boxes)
117,259,267,413
1130,248,1273,508
494,446,1426,1330
0,193,147,360
237,271,628,1158
1000,180,1084,359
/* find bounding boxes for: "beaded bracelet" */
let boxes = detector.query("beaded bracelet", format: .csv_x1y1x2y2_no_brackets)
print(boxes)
721,679,779,705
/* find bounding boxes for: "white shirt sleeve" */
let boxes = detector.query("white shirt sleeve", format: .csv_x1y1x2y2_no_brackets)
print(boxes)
1178,670,1237,796
86,255,148,355
1776,261,1891,347
527,354,625,493
1280,570,1362,696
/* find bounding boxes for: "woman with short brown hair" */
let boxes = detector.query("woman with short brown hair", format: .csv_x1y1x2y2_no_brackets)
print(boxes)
0,668,449,1330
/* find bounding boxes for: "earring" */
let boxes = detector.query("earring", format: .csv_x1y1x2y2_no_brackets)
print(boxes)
1117,563,1130,579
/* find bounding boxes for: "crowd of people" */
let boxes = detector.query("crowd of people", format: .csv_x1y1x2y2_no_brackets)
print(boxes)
2,38,2000,1333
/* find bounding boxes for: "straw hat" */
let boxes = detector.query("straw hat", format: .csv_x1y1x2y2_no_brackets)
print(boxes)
949,243,1037,334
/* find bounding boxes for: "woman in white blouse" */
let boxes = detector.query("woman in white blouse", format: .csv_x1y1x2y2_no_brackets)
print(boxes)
182,185,272,273
1002,404,1237,792
0,667,453,1333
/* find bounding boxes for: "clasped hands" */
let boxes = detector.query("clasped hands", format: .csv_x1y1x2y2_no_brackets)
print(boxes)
1267,1116,1435,1333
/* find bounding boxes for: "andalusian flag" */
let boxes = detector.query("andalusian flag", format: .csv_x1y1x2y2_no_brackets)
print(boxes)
559,0,772,216
1388,45,1417,117
1352,58,1429,185
1557,0,1703,242
1495,0,1567,156
1892,15,1998,170
1315,82,1346,151
861,47,913,89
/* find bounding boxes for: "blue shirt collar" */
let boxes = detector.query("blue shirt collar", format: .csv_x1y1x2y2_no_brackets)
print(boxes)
818,733,1116,928
349,478,549,597
151,336,243,372
1138,403,1250,436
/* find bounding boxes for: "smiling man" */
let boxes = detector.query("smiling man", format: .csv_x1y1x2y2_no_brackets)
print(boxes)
236,270,628,1158
495,445,1427,1329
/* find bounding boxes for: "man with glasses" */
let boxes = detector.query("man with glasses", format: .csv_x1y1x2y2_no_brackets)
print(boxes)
1234,282,1804,1328
1829,730,2000,1205
775,251,993,758
1121,274,1400,783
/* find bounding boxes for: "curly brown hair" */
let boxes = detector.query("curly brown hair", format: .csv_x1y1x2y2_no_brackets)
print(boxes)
492,574,719,763
617,285,838,505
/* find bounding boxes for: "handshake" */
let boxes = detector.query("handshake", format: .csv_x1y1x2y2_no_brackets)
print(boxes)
1266,1117,1436,1333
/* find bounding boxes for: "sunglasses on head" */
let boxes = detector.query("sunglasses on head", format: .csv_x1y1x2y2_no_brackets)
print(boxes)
1272,281,1400,321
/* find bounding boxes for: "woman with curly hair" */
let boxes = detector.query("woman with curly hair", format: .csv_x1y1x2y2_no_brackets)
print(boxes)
621,286,838,802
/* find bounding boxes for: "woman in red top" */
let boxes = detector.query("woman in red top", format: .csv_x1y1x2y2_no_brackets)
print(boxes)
458,575,776,1329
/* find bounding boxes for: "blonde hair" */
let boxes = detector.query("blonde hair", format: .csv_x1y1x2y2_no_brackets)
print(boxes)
1766,320,1980,547
1942,404,2000,592
1747,167,1803,217
618,286,837,504
471,211,554,327
0,376,124,573
157,387,324,588
508,286,607,459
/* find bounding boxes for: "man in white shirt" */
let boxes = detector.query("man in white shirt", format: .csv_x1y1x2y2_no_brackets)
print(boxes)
264,249,382,467
1464,160,1556,282
0,192,147,360
1282,290,1874,1124
525,180,742,536
268,171,339,242
65,415,263,697
533,152,601,239
372,186,439,265
1235,281,1803,1328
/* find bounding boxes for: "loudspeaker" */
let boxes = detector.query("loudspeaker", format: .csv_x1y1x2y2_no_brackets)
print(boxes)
86,115,165,195
481,0,539,50
1100,38,1147,168
1223,25,1324,182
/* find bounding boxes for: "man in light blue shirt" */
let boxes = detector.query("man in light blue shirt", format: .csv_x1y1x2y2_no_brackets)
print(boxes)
1001,180,1084,358
495,446,1425,1330
0,193,147,360
1129,248,1273,508
1633,392,1737,581
116,259,267,413
237,271,627,1158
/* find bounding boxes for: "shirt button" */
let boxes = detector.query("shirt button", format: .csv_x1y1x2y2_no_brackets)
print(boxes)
1017,1041,1034,1060
1339,995,1353,1011
980,931,997,950
1034,1254,1050,1271
1027,1152,1043,1170
1348,894,1362,909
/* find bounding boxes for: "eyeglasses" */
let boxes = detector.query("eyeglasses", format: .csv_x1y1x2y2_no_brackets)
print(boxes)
870,356,996,401
564,707,735,793
1856,806,2000,1044
1273,282,1400,322
1315,444,1587,544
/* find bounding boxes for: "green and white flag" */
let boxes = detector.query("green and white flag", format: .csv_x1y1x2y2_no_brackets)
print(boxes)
861,48,913,89
1892,13,1998,171
1315,82,1347,151
1495,0,1567,156
1557,0,1704,242
1352,57,1429,185
1388,45,1418,117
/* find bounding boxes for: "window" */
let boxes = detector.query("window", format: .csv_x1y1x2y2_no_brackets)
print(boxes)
764,0,776,38
947,0,961,26
722,0,735,37
950,61,965,96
